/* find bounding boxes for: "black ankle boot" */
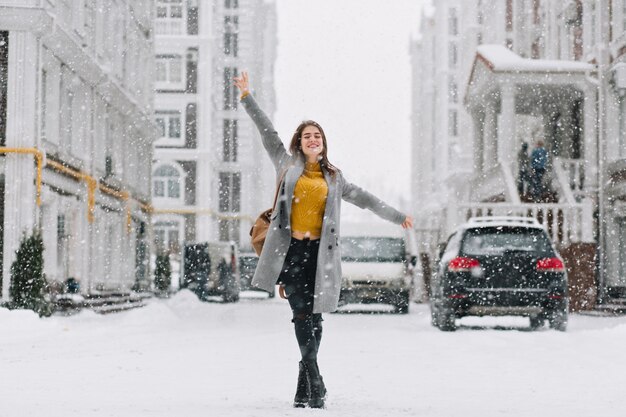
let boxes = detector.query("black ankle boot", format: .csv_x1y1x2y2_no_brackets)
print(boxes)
293,361,309,408
303,360,326,409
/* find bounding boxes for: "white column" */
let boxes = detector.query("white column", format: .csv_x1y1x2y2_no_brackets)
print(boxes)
583,85,598,189
2,32,39,301
498,84,517,169
484,102,497,169
471,109,484,174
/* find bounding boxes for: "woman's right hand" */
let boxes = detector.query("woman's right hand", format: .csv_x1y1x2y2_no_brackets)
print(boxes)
233,71,249,95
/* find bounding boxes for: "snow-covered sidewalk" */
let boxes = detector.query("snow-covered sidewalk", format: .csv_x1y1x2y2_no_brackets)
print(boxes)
1,290,626,417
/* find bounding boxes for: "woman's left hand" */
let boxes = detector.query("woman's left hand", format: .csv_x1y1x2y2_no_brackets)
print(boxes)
401,216,414,229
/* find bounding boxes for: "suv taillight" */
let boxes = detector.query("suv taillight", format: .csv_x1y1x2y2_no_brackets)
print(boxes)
536,257,564,272
448,257,480,272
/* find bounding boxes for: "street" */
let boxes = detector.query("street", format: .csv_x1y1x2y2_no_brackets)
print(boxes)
1,291,626,417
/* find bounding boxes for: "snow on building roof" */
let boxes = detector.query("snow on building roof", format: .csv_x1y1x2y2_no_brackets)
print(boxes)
476,44,594,73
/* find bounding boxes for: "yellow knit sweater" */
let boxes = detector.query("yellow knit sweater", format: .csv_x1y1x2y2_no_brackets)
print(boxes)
291,162,328,237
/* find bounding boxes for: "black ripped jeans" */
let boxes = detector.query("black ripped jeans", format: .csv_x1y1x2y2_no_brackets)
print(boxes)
278,238,323,362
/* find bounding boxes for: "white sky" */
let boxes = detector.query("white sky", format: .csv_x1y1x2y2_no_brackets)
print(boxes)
273,0,425,215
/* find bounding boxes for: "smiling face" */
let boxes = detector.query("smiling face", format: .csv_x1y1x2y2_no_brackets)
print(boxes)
300,125,324,162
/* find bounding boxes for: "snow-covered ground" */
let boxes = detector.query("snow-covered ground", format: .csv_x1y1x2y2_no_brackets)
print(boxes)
1,290,626,417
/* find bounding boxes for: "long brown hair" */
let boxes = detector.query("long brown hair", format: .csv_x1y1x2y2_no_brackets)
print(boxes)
288,120,339,177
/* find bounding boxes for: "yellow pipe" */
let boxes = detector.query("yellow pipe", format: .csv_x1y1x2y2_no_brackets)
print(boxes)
152,207,254,222
1,147,153,229
0,147,44,206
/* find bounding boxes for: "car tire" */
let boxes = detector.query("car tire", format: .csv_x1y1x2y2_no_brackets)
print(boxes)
438,306,456,331
267,290,275,298
529,314,544,330
395,291,410,314
547,309,567,331
223,292,240,303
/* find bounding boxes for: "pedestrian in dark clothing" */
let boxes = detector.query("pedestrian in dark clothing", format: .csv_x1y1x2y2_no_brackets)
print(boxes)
530,140,548,201
233,71,413,409
517,142,530,198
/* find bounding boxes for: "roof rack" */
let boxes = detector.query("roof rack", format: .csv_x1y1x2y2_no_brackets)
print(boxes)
465,216,542,227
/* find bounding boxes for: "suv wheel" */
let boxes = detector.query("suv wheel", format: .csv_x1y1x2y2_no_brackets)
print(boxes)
547,309,567,331
395,291,410,314
529,314,544,330
437,305,456,331
223,292,240,303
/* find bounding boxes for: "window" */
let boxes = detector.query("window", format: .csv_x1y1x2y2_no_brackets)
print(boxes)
448,109,458,137
156,54,183,84
154,220,182,253
223,119,238,162
224,16,239,56
448,76,457,103
448,8,458,36
506,0,513,32
153,164,183,200
41,70,47,140
218,172,241,212
617,96,626,157
619,218,626,283
155,111,182,140
533,0,541,25
219,219,240,243
225,0,239,8
223,67,238,110
448,42,457,68
186,49,198,93
62,88,73,152
156,0,184,35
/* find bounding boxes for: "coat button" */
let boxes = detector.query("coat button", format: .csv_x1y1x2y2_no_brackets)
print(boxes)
328,245,332,250
331,228,335,233
278,224,282,229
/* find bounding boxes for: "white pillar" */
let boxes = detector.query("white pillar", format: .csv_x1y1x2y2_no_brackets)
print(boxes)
498,84,517,170
2,32,39,301
484,102,497,170
583,85,598,189
471,109,484,174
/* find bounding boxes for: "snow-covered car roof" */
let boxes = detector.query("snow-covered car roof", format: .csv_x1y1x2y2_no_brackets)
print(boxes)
461,216,546,231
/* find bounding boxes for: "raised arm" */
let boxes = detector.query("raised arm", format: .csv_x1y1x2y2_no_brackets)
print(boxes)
342,177,414,229
234,71,288,170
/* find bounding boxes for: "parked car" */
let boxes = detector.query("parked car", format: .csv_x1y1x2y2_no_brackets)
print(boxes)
239,252,275,297
181,241,240,303
430,216,568,331
339,223,418,314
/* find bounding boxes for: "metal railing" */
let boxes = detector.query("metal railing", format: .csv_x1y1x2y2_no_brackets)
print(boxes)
449,202,594,246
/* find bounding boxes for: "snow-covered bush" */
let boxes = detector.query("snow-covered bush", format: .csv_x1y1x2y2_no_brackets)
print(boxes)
8,230,52,317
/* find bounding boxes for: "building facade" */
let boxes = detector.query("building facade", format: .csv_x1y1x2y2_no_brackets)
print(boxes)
0,0,157,300
411,0,626,305
152,0,276,258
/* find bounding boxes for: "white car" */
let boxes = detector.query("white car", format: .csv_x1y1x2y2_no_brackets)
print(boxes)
339,223,418,313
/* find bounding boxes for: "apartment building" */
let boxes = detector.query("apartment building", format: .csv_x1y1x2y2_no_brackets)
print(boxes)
152,0,276,257
0,0,156,299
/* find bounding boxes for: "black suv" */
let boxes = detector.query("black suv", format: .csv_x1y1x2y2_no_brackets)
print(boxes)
430,217,568,331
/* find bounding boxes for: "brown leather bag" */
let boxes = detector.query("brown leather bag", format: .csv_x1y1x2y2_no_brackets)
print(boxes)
249,171,286,256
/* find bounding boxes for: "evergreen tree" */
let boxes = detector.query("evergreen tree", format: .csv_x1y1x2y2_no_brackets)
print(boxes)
9,230,51,316
154,252,172,296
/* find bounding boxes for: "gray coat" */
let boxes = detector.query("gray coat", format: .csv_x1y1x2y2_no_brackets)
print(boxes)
242,94,406,313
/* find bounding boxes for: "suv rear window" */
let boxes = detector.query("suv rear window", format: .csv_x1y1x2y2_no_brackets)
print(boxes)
460,227,554,256
341,237,405,263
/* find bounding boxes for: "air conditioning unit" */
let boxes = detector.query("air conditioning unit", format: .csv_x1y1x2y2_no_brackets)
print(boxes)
612,63,626,90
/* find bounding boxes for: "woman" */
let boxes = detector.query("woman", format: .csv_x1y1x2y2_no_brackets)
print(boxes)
234,72,413,409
